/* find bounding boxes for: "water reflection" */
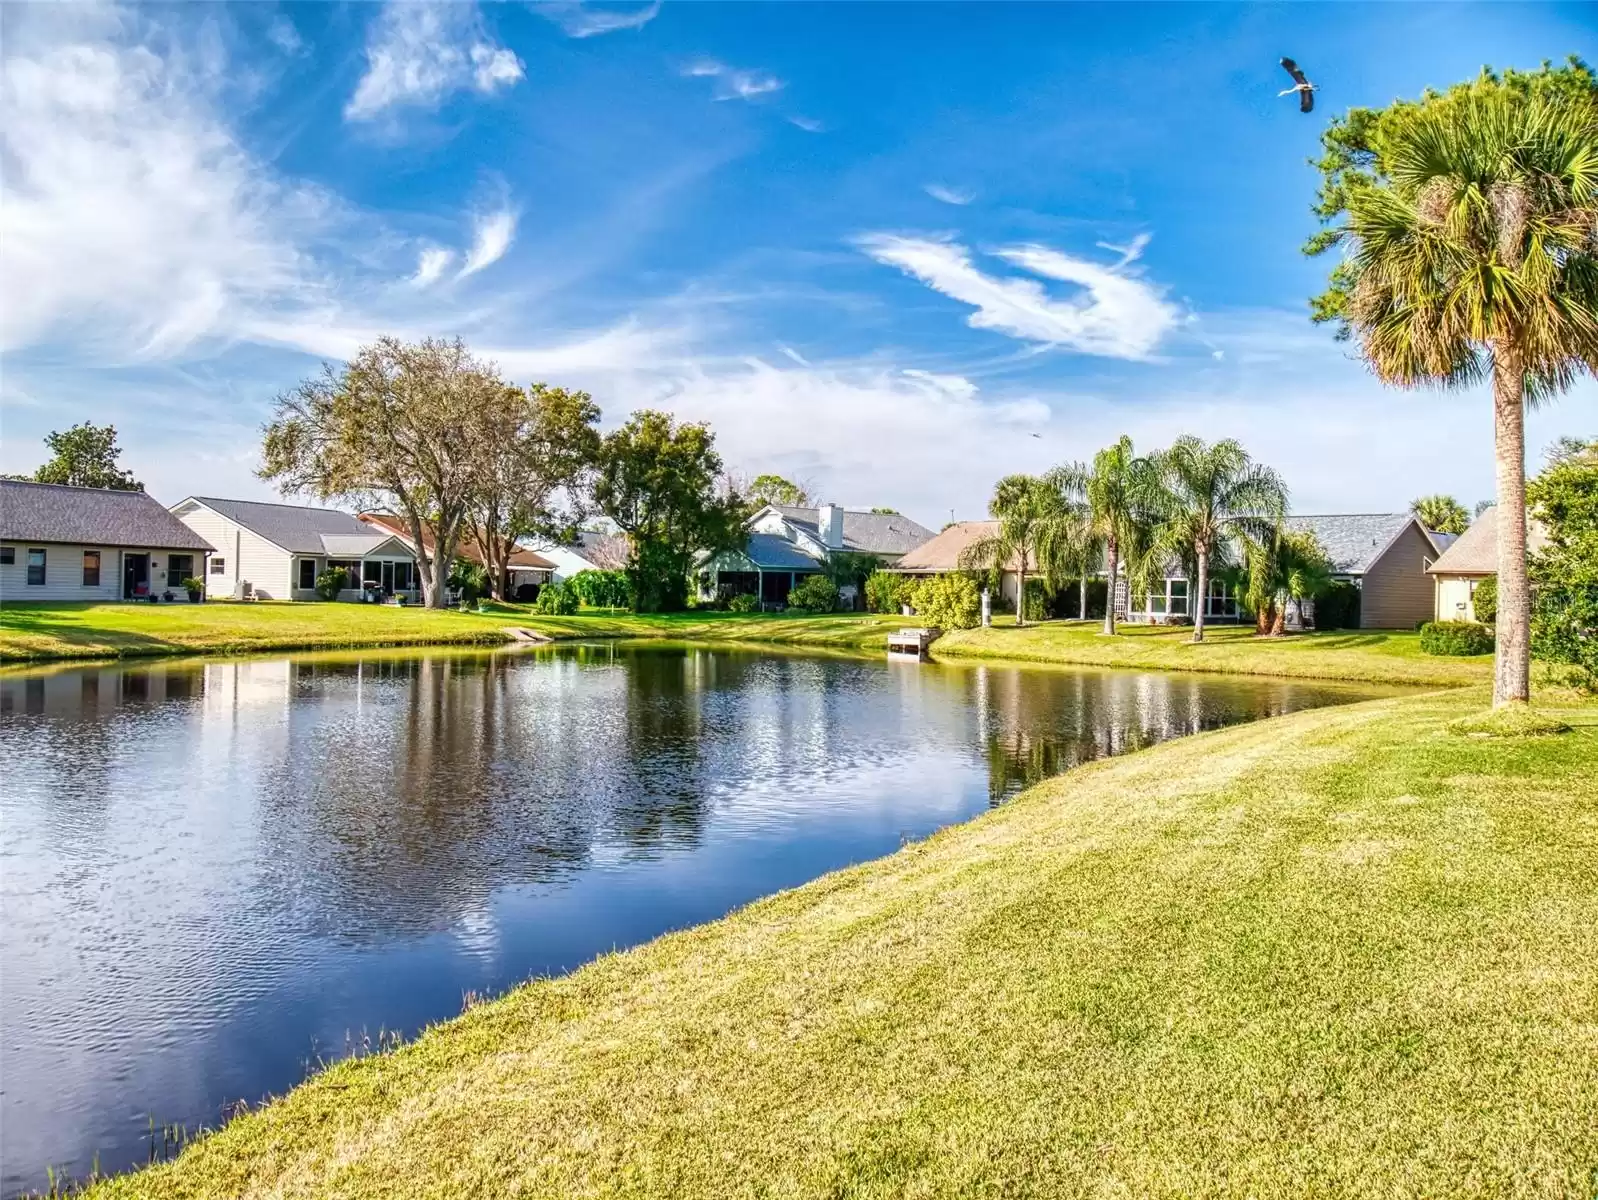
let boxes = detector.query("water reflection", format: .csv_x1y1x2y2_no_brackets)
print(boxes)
0,644,1398,1195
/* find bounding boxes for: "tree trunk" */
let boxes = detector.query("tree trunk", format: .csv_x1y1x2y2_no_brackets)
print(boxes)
402,507,437,608
1102,538,1119,636
1492,344,1531,705
1192,543,1209,643
1270,599,1287,637
1016,556,1027,628
1079,575,1087,622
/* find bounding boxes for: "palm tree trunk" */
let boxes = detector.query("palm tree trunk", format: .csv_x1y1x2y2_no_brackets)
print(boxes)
1102,538,1118,636
1079,574,1087,622
1192,543,1209,643
1492,343,1530,706
1016,556,1027,627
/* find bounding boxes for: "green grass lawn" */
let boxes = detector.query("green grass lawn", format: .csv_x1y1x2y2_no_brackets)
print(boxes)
83,686,1598,1199
0,602,904,664
938,618,1494,686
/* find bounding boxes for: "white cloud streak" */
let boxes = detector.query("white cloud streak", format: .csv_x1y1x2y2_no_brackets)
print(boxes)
681,59,783,102
458,207,517,279
859,234,1180,360
924,183,973,206
538,1,660,38
345,2,523,122
410,247,453,287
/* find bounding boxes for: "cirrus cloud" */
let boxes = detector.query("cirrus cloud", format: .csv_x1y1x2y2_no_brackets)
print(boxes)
345,2,523,123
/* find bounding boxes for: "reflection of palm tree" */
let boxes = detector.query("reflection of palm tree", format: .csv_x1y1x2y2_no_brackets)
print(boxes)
1055,437,1159,636
1147,437,1287,643
1325,88,1598,704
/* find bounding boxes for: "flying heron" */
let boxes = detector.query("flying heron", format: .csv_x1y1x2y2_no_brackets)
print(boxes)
1278,57,1317,113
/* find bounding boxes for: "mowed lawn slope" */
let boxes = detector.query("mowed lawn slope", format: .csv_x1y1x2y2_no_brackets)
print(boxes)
91,688,1598,1199
938,619,1493,686
0,602,905,663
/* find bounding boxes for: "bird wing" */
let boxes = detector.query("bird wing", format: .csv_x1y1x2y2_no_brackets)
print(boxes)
1300,87,1314,113
1280,57,1309,86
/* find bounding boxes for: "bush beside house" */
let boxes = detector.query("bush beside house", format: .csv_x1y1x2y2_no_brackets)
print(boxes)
315,567,349,601
787,576,839,613
1420,620,1494,656
910,574,982,630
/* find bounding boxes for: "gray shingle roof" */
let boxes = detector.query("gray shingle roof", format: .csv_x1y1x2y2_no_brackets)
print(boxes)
1283,513,1427,575
2,480,213,550
319,533,403,557
770,505,935,556
184,496,374,555
739,532,825,570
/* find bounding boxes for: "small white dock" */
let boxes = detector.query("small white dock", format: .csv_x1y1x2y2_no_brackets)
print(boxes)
887,627,940,658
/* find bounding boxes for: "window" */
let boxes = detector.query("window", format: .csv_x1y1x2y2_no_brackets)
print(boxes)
363,560,382,583
82,550,101,587
298,559,317,590
1207,578,1237,618
1147,588,1167,615
168,555,194,586
392,561,414,591
26,548,46,586
1169,579,1188,616
0,547,12,565
210,557,225,575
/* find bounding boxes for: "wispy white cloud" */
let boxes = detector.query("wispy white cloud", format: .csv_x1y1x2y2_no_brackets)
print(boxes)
859,233,1180,360
266,17,304,56
345,2,523,122
924,183,973,206
410,246,453,288
681,58,783,102
458,207,517,279
788,116,824,133
538,1,660,38
0,6,326,358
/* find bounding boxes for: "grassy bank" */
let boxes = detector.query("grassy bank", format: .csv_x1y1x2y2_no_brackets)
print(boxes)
0,602,902,664
85,687,1598,1198
938,619,1494,686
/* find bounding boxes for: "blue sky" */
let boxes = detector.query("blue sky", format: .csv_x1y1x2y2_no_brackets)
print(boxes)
2,1,1592,523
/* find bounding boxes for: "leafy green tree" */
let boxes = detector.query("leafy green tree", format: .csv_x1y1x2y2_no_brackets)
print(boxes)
473,383,601,600
787,575,839,612
958,473,1081,627
908,573,981,630
314,566,350,601
1054,437,1157,636
567,569,631,611
1472,574,1498,624
1147,437,1287,643
1410,494,1470,535
748,474,811,508
1304,59,1598,705
533,580,579,615
261,337,509,609
1244,529,1331,635
594,411,746,612
864,570,907,614
26,422,142,490
1528,446,1598,686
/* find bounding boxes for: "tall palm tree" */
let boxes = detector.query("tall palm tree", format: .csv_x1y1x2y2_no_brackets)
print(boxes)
1245,528,1332,635
1147,436,1288,643
1410,494,1471,535
958,474,1081,627
1052,436,1157,636
1332,86,1598,704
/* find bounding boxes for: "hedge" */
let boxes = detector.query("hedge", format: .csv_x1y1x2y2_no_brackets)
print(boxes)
1419,620,1494,657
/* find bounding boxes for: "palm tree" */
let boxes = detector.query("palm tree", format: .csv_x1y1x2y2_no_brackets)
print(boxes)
1147,436,1288,643
1245,528,1332,635
1052,436,1157,636
1329,85,1598,704
958,474,1081,627
1410,494,1471,535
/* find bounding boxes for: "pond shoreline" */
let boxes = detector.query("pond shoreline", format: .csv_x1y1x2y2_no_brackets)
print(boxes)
0,603,1491,688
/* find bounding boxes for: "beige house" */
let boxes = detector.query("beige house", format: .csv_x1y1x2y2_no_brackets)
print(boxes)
890,521,1023,608
1426,505,1549,623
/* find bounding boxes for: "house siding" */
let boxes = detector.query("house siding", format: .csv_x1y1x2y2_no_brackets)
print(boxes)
0,542,205,603
1433,575,1482,622
1360,523,1438,629
172,503,293,599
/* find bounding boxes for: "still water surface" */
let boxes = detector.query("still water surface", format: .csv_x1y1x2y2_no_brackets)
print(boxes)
0,642,1400,1193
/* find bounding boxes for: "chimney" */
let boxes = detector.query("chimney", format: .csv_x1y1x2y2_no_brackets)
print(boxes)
818,503,844,550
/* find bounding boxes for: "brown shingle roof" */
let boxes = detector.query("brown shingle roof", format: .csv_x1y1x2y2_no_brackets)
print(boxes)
890,520,1023,572
4,480,213,550
357,513,555,570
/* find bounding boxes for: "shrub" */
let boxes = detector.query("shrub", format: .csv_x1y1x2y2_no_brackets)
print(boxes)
314,566,349,601
448,561,488,605
1313,580,1361,630
1022,577,1053,622
727,592,760,613
1471,574,1497,624
864,570,908,614
181,576,205,594
534,581,579,615
909,573,981,630
1419,620,1494,656
787,575,839,613
569,569,632,610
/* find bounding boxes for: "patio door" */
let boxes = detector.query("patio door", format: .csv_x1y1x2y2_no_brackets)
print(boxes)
381,561,395,592
123,553,149,599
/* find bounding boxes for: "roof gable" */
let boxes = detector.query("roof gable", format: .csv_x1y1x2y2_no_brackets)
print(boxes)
1282,513,1424,575
1427,506,1550,575
3,480,213,551
185,496,371,555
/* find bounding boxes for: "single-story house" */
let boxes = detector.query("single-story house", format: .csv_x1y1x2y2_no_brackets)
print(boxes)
1121,513,1449,629
356,513,556,599
170,496,419,601
700,504,936,606
889,520,1024,609
1,480,215,603
1426,505,1549,623
538,530,631,583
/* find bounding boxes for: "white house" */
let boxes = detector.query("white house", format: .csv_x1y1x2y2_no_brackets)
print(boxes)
1426,505,1549,622
700,503,935,606
535,531,631,583
0,480,214,603
170,496,419,601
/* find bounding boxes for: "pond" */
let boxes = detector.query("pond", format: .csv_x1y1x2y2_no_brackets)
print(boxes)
0,642,1402,1194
